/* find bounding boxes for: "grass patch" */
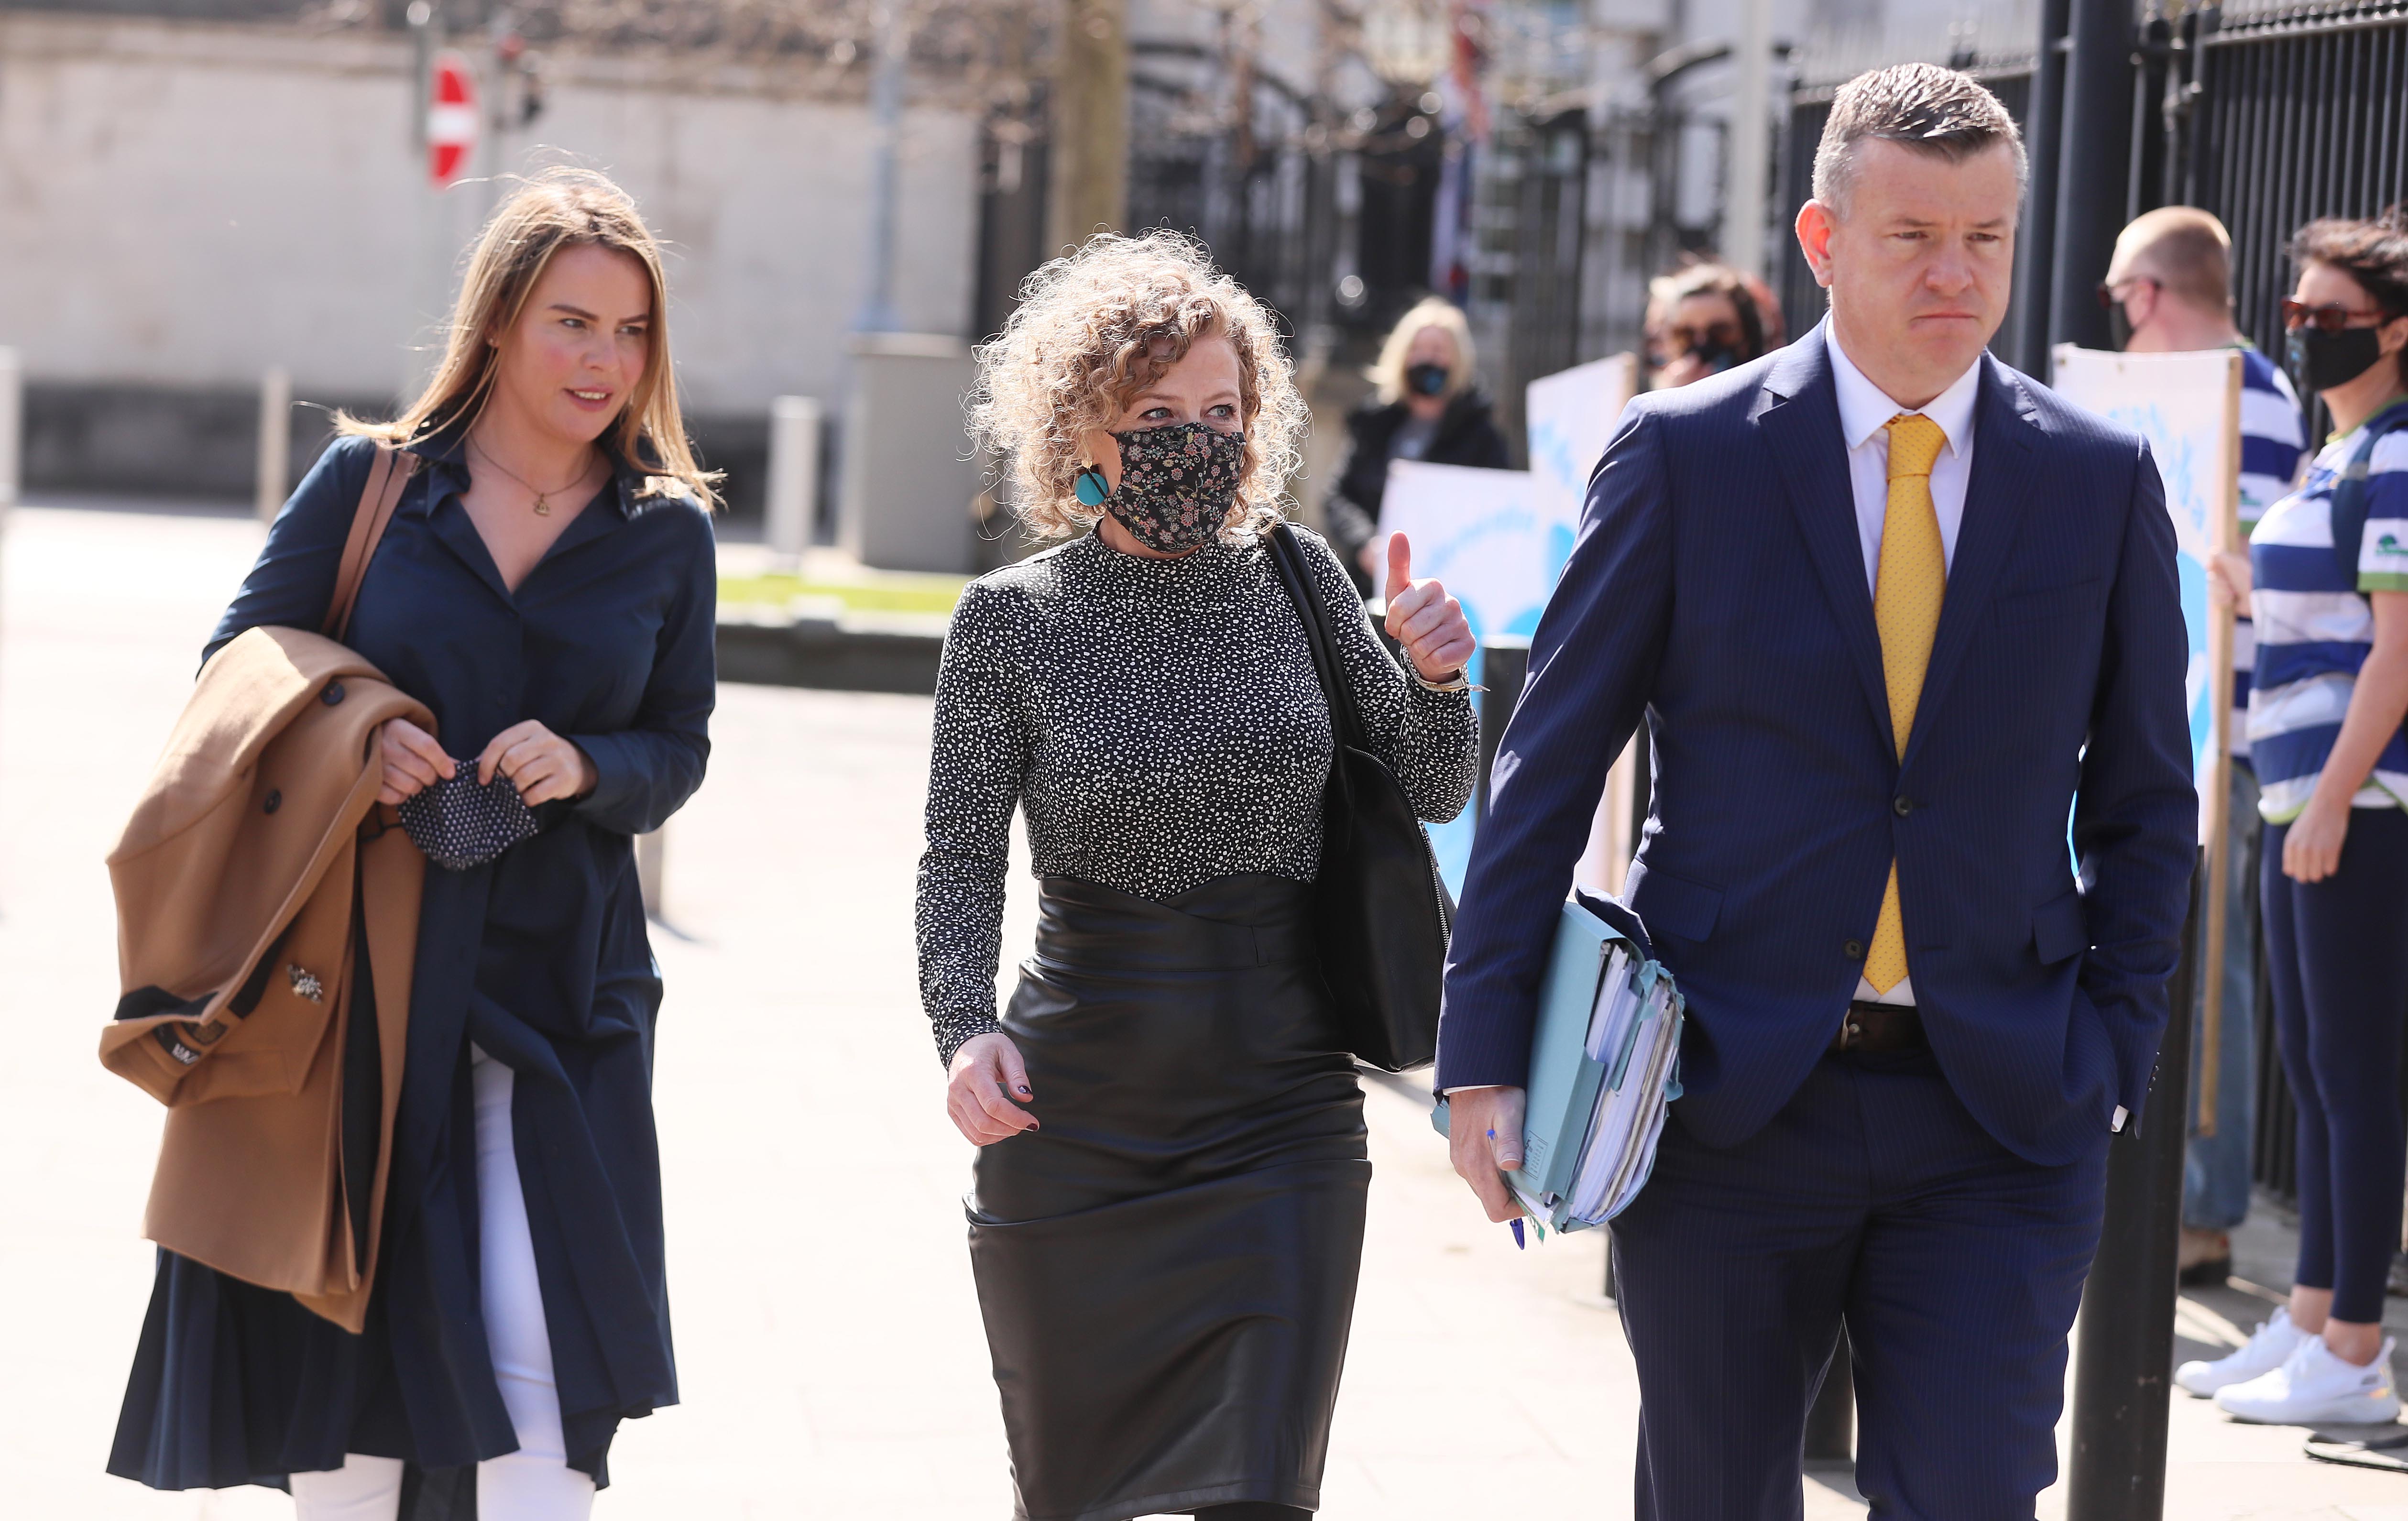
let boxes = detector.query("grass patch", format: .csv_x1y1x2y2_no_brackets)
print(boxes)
718,573,965,616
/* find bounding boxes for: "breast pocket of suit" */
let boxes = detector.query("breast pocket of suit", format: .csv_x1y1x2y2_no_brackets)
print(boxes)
1992,577,2103,632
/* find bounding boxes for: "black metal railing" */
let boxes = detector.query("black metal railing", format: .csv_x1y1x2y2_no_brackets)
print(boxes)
2184,1,2408,400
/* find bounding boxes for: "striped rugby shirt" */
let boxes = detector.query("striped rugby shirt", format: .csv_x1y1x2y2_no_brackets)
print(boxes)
2231,348,2308,763
2246,420,2408,821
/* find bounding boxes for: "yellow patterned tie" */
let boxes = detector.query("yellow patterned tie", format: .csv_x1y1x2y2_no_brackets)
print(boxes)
1864,414,1948,995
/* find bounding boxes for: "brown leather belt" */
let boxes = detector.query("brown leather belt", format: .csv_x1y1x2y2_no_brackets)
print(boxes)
1831,1001,1926,1054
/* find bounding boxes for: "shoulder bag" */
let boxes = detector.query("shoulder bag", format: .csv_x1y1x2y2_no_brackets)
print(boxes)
1264,521,1454,1072
327,443,416,640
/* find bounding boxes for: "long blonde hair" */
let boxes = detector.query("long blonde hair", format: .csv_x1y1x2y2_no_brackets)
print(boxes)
339,167,720,506
968,230,1308,540
1368,296,1476,405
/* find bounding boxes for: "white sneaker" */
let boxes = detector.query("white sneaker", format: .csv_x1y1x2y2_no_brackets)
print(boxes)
2176,1307,2308,1397
2215,1335,2403,1425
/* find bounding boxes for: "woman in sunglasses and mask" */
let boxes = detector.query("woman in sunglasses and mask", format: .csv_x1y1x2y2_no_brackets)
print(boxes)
1643,261,1785,390
922,232,1478,1521
1320,295,1511,593
2178,207,2408,1427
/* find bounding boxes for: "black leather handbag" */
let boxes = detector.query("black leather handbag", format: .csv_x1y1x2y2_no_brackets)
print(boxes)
1265,523,1455,1072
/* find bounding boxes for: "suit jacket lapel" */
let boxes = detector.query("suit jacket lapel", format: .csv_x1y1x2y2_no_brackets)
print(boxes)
1754,329,1894,743
1900,355,2042,773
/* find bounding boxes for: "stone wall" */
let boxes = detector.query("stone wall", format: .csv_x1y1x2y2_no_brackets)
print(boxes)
0,11,976,501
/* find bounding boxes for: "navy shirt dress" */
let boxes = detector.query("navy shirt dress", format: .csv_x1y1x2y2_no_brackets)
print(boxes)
109,427,716,1511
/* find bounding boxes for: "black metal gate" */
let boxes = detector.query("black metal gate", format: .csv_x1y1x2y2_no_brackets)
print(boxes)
1124,48,1348,345
2182,0,2408,399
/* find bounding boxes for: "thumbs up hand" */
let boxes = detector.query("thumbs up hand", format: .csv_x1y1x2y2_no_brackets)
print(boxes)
1382,533,1475,684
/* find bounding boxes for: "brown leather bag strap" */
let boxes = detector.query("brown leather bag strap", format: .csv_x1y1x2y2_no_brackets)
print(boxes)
322,444,415,642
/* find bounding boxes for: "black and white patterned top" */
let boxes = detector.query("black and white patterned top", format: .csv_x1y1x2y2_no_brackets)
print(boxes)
916,522,1481,1064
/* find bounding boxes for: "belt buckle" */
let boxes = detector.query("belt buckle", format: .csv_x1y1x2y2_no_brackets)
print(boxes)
1837,1012,1866,1051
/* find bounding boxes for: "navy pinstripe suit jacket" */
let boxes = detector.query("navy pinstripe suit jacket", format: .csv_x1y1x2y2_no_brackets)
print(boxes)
1436,323,2199,1168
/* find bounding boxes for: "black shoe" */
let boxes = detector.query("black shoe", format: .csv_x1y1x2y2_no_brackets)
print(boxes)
2178,1254,2231,1288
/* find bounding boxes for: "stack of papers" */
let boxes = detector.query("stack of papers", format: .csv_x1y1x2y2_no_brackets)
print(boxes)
1435,894,1685,1235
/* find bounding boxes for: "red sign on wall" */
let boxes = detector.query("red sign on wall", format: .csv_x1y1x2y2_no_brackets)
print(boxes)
427,51,479,189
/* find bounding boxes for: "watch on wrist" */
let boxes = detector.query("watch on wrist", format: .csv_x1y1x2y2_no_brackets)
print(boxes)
1412,666,1472,694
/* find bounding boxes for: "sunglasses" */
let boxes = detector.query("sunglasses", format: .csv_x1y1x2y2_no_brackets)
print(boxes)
1661,323,1742,354
2094,276,2161,309
2282,299,2391,333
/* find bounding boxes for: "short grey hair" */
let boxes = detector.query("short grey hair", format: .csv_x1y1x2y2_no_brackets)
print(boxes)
1811,63,2028,216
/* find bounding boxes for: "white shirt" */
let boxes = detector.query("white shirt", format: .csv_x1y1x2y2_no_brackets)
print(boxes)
1825,328,1982,1009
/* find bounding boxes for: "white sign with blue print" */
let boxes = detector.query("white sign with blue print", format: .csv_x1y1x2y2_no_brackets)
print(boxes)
2049,343,2245,1137
2050,344,2244,843
1375,353,1640,891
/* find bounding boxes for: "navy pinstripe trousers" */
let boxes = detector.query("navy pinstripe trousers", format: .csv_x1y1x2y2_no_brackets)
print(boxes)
1609,1046,2109,1521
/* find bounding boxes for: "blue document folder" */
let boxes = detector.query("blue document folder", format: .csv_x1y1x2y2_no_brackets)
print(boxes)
1434,892,1685,1234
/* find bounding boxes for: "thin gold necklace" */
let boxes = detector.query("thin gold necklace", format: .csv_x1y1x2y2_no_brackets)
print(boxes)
468,434,597,517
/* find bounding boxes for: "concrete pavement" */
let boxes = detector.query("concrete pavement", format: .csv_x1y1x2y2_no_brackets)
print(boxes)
1,499,2401,1518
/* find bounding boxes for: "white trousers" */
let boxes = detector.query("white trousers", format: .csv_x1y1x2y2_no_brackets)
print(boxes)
289,1050,597,1521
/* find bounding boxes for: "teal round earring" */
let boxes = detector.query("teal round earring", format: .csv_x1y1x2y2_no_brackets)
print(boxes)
1074,464,1110,507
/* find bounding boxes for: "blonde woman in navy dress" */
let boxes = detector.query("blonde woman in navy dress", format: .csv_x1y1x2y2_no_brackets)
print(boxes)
917,231,1479,1521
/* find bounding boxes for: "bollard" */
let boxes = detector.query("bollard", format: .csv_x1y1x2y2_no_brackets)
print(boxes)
766,396,822,560
2064,860,2200,1521
257,367,292,523
1475,637,1531,823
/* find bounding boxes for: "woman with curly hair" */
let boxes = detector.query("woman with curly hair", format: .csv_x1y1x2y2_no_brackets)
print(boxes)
919,231,1479,1521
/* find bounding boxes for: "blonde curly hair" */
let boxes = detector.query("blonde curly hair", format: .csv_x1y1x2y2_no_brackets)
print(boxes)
969,230,1309,540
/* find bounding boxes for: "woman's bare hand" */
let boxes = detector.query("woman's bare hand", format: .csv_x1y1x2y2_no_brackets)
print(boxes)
478,720,597,805
377,717,454,805
947,1032,1039,1146
1383,533,1476,683
2207,550,2253,612
2284,794,2352,883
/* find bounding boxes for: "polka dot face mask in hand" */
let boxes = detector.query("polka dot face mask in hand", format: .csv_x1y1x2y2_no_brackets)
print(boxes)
397,761,540,871
1102,423,1246,553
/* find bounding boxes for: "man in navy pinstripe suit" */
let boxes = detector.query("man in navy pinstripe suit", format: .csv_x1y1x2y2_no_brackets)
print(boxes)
1437,66,2197,1519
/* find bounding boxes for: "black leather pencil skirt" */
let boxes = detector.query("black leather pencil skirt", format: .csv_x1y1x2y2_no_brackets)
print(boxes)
968,873,1370,1521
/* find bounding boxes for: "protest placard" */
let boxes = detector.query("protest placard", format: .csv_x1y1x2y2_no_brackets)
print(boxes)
1372,358,1641,893
1527,354,1642,892
1526,352,1640,538
2050,344,2245,1128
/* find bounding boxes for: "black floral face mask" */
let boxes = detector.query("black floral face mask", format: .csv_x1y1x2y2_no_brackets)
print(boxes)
1101,422,1246,553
